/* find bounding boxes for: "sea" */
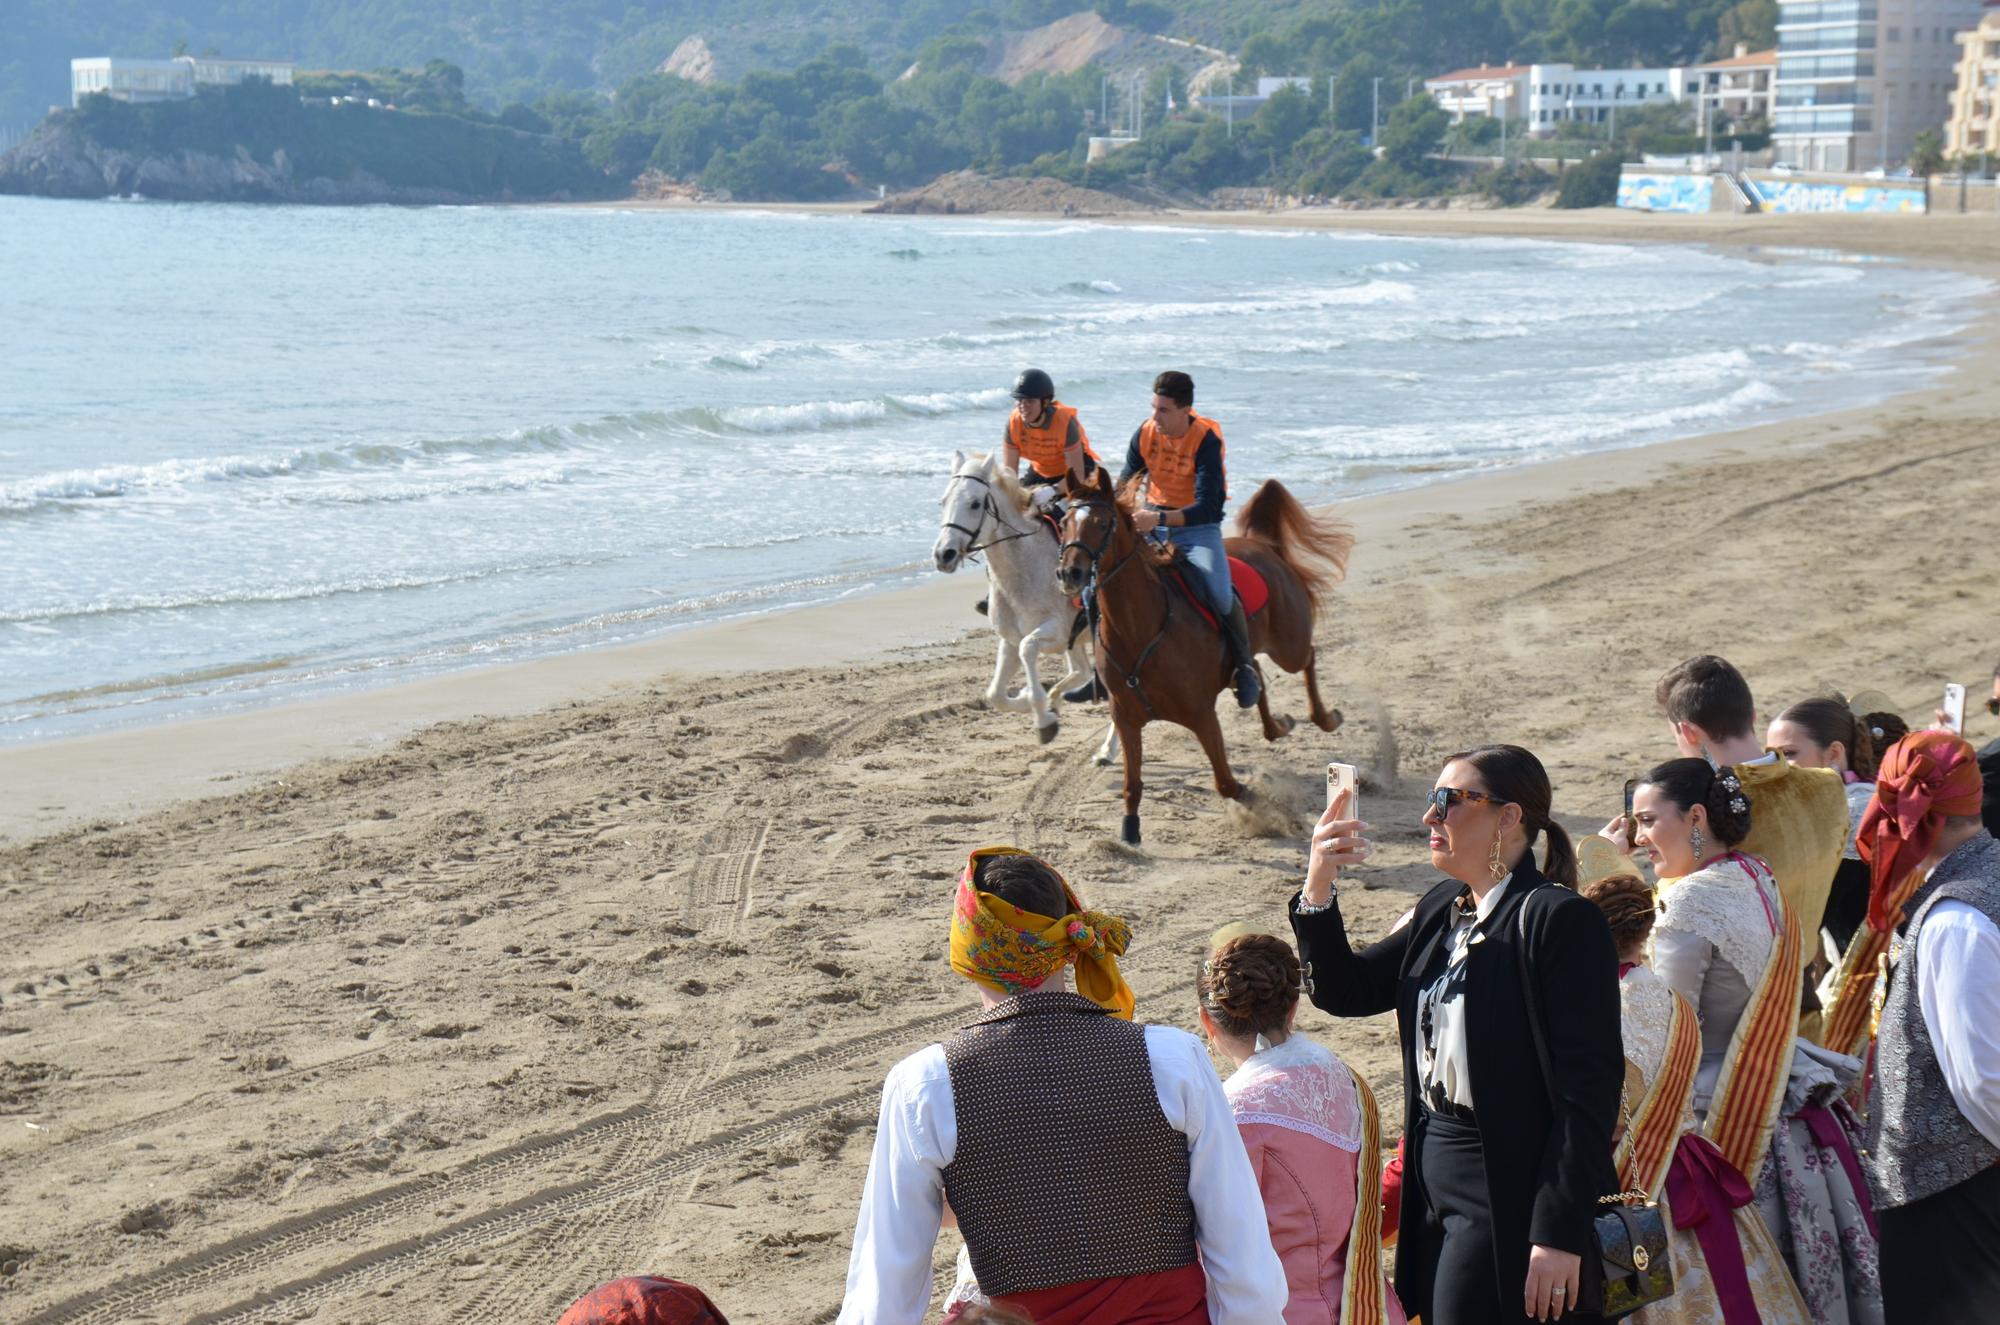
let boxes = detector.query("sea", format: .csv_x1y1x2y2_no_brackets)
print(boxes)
0,197,1982,743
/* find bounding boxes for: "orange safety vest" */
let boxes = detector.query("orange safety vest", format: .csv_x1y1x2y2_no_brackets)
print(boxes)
1137,414,1224,511
1006,402,1098,480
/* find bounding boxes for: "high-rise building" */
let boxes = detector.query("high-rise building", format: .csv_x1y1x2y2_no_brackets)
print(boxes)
1944,2,2000,157
1774,0,1985,171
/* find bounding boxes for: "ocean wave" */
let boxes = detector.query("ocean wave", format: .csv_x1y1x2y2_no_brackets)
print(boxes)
888,248,924,260
688,387,1010,435
1060,279,1123,295
1,561,567,626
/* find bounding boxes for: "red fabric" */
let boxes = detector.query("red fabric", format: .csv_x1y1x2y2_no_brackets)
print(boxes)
1664,1134,1760,1323
558,1277,729,1325
1381,1136,1406,1241
1856,730,1983,930
996,1263,1210,1325
1167,557,1268,632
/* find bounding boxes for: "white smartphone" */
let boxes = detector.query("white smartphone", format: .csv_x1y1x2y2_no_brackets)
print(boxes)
1326,761,1359,820
1943,683,1967,734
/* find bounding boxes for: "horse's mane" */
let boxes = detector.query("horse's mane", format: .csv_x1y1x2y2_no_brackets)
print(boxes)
1110,474,1176,570
968,453,1036,518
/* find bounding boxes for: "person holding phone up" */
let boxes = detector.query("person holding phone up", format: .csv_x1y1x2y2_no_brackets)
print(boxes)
1289,745,1623,1324
1934,660,2000,841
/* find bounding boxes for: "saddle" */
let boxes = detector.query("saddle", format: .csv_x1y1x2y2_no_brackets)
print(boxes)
1164,551,1268,632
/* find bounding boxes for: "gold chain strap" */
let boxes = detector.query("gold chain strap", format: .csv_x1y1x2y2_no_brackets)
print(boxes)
1599,1190,1652,1206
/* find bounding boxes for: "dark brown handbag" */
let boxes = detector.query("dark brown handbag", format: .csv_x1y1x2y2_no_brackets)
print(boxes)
1516,889,1676,1320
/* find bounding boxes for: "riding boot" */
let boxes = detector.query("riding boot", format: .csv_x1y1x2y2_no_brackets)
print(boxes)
1223,596,1261,709
1062,671,1107,704
974,596,988,616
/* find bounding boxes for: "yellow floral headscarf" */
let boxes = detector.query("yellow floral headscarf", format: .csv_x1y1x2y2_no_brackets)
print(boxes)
950,846,1134,1020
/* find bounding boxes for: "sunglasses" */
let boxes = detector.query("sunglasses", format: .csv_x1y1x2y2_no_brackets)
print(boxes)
1426,787,1505,817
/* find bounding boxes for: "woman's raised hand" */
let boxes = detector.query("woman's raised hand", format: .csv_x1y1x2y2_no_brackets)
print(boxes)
1597,814,1634,853
1303,787,1371,905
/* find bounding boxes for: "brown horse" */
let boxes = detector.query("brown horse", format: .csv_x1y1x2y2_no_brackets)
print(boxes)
1057,469,1353,845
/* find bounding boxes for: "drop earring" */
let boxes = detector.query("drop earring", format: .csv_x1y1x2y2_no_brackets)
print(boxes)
1488,832,1507,882
1690,824,1704,861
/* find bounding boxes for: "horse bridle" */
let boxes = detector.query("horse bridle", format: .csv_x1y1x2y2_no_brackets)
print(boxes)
941,472,1043,557
1060,497,1171,719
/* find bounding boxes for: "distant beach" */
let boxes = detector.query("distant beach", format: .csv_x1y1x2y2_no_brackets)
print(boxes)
2,207,1998,1324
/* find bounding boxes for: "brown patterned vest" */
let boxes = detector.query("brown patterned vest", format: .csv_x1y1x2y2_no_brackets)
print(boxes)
1868,831,2000,1208
941,992,1198,1296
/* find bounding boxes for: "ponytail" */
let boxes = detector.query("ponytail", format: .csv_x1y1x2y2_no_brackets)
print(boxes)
1540,820,1579,887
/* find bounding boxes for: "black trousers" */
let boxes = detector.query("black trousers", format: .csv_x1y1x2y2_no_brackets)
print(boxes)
1880,1165,2000,1325
1411,1110,1604,1325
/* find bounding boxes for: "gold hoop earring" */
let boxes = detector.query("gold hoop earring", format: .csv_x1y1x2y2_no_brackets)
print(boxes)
1488,831,1507,882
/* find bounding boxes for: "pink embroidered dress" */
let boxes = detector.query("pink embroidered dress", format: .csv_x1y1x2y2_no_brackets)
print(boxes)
1224,1035,1406,1325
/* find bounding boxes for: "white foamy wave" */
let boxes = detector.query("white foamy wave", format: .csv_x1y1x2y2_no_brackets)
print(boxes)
1060,279,1123,295
1,562,565,625
693,387,1007,436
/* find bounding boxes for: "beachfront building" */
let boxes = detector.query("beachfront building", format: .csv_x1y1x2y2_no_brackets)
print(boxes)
1425,64,1533,124
1523,63,1695,133
1693,44,1780,133
1944,2,2000,157
1773,0,1985,172
1191,76,1311,118
70,54,295,108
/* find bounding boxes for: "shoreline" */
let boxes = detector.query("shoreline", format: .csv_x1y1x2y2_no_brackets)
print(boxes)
2,209,1994,842
6,208,2000,1323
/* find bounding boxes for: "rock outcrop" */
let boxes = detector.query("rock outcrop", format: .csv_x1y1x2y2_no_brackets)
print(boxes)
868,169,1153,216
660,36,720,84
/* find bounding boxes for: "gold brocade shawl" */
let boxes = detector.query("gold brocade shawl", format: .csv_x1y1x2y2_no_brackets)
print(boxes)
1676,760,1846,945
1700,854,1802,1182
1343,1068,1391,1325
1616,969,1702,1198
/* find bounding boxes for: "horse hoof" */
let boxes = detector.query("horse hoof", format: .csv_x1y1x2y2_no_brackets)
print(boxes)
1120,814,1142,846
1321,708,1344,733
1037,720,1059,745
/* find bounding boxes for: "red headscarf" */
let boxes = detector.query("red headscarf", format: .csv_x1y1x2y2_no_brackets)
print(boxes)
1856,730,1984,931
558,1277,730,1325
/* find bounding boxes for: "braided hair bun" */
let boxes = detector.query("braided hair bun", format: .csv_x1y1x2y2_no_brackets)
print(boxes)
1197,933,1302,1040
1580,872,1657,957
1641,757,1753,847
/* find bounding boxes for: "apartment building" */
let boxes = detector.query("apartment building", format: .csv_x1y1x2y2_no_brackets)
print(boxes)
1944,3,2000,156
1773,0,1984,171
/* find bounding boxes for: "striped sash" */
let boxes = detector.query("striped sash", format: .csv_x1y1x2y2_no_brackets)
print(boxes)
1619,986,1701,1198
1700,852,1801,1182
1820,865,1926,1060
1341,1067,1391,1325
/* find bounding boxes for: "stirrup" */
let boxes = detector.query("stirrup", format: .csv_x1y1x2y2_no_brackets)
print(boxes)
1062,672,1107,705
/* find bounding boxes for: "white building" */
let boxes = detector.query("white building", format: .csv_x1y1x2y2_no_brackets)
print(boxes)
1692,44,1780,130
71,54,295,108
1524,63,1695,133
1773,0,1984,172
1191,76,1311,117
1425,64,1533,124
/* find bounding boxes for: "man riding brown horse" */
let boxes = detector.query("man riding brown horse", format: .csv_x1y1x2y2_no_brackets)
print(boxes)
1062,371,1259,710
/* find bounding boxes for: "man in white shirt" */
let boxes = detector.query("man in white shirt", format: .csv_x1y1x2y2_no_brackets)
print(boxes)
1858,730,2000,1321
836,847,1287,1325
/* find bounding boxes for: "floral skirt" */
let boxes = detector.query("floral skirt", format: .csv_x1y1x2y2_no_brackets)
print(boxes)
1752,1099,1884,1325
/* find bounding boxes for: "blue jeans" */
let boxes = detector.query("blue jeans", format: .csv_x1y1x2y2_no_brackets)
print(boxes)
1150,519,1232,615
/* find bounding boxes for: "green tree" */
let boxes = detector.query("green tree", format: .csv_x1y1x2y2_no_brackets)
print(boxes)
1555,149,1623,206
1908,128,1945,177
1252,84,1317,163
1144,64,1188,118
1714,0,1778,56
1378,95,1447,172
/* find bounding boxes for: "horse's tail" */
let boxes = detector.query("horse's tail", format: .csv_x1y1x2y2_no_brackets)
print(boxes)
1233,480,1353,612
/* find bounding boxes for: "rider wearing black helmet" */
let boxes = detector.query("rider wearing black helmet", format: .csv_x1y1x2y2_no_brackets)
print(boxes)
975,369,1101,617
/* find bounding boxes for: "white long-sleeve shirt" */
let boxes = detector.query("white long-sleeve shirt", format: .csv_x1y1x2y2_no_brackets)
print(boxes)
836,1022,1289,1325
1915,899,2000,1150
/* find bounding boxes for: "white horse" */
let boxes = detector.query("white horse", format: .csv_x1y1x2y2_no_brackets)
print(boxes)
933,451,1091,745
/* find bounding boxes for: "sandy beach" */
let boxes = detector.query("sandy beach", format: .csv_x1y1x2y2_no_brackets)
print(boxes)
3,207,1999,1324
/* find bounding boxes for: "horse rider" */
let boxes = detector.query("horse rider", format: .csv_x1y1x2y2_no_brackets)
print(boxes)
975,368,1101,618
1063,370,1259,710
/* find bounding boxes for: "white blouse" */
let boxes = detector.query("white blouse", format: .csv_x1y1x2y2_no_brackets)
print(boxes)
1415,875,1511,1111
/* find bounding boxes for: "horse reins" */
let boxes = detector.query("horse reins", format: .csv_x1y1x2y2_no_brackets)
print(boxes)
1061,498,1174,720
942,472,1052,558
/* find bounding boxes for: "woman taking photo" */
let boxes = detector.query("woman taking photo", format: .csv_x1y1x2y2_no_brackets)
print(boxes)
1291,745,1622,1324
1196,930,1406,1325
1619,759,1882,1325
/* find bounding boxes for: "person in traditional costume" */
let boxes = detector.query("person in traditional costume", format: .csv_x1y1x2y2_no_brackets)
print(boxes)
836,847,1287,1325
1650,657,1850,1044
1852,730,2000,1322
1579,872,1812,1325
1195,928,1407,1325
1625,759,1883,1325
1766,696,1880,961
557,1276,730,1325
1291,745,1623,1324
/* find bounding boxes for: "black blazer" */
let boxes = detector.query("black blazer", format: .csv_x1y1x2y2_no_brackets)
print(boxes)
1289,860,1622,1313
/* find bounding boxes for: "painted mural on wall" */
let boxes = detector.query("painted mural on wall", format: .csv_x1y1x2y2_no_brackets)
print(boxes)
1617,172,1714,213
1743,176,1926,215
